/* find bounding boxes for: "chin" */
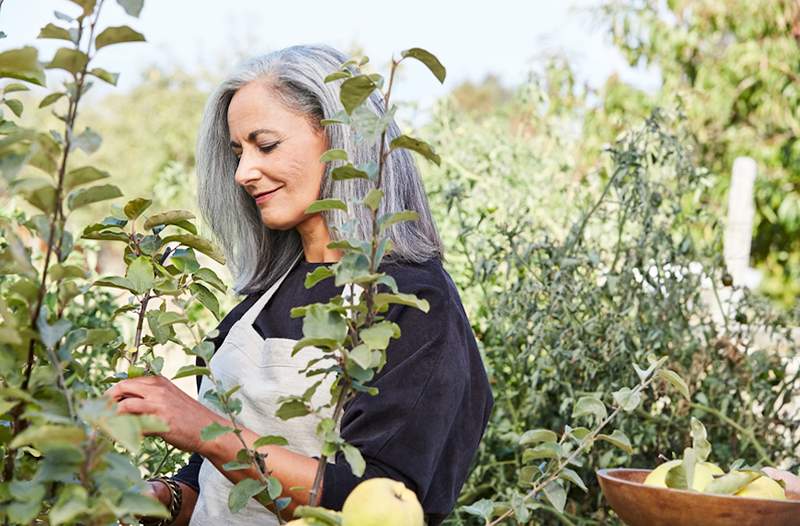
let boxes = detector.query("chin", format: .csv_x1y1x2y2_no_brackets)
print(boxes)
261,212,300,231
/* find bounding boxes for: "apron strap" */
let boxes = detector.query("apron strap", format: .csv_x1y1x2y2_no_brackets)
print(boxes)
240,253,304,325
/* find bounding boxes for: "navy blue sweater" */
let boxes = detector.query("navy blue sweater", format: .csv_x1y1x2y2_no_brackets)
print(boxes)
173,257,493,525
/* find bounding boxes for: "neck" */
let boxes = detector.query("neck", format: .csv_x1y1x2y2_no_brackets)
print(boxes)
296,215,342,263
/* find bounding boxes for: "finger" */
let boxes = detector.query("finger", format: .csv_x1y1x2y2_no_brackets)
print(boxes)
106,379,153,401
117,397,158,416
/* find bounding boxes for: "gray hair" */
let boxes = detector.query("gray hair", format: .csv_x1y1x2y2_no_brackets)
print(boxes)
196,43,444,295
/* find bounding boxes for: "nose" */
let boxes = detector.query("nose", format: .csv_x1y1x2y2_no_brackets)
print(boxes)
233,150,264,188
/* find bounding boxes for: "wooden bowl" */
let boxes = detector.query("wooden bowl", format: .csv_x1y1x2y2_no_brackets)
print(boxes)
597,468,800,526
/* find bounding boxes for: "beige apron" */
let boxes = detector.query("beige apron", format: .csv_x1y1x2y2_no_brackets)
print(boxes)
190,261,336,525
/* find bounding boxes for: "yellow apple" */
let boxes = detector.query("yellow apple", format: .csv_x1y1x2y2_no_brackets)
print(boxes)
644,460,724,491
341,478,424,526
735,474,787,500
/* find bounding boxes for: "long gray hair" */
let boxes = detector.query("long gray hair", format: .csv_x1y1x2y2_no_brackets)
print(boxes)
196,43,444,295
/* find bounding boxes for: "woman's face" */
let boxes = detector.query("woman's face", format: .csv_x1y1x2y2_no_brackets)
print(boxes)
228,81,328,231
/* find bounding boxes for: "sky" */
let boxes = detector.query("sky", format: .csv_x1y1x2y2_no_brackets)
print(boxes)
2,0,660,120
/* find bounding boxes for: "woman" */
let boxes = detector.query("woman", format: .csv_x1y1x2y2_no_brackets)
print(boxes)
106,44,493,526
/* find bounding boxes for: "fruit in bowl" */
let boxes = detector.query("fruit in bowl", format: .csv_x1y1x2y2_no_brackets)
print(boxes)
597,417,796,526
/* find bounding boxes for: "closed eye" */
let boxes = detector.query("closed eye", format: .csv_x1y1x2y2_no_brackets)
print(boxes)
231,142,279,162
259,142,279,154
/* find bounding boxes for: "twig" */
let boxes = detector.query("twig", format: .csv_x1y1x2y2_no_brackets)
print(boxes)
487,365,663,526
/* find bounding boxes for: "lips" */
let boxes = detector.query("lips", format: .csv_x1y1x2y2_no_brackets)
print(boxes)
253,186,282,204
253,187,280,198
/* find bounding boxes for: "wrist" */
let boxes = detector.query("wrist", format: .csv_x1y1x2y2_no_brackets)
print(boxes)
149,479,172,506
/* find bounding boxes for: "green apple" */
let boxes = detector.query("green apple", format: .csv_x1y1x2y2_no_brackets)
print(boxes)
341,478,424,526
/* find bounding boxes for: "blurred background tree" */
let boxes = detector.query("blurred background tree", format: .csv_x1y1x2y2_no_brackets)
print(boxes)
593,0,800,307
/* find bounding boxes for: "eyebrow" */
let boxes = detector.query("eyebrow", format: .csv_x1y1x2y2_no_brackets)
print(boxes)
229,128,277,148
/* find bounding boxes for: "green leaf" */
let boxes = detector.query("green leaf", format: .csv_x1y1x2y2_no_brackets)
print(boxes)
222,461,252,471
200,421,234,441
38,23,72,41
37,309,71,350
363,188,383,211
319,148,348,162
276,399,309,420
522,442,561,462
189,282,221,320
116,0,144,17
306,198,347,214
659,368,690,400
665,448,697,490
300,303,347,345
612,387,641,412
172,365,210,380
560,467,588,492
104,414,142,452
339,75,377,114
69,0,97,15
460,499,494,522
71,127,102,154
39,91,66,108
360,321,400,350
378,210,419,231
519,429,558,446
126,256,154,294
161,234,225,264
389,134,441,165
597,429,632,454
342,443,365,477
49,263,86,281
572,395,607,422
228,478,266,514
331,164,369,180
124,197,152,220
4,99,22,118
267,476,283,500
10,424,85,450
253,435,288,448
349,344,372,369
373,292,430,312
324,71,351,83
400,47,446,83
143,209,196,230
704,470,761,495
46,48,88,74
193,267,227,293
0,47,46,86
3,82,29,93
93,276,137,292
304,266,334,288
95,25,146,50
690,417,711,462
64,166,110,191
88,67,119,85
84,328,116,345
542,480,567,513
67,183,122,211
49,485,88,525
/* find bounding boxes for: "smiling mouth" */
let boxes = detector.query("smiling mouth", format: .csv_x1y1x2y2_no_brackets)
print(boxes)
254,187,282,200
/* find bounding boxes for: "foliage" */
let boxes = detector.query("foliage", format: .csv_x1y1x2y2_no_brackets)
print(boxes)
596,0,800,307
425,100,799,523
0,1,222,523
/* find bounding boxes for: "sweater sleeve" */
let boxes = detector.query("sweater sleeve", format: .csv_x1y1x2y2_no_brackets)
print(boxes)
319,263,492,524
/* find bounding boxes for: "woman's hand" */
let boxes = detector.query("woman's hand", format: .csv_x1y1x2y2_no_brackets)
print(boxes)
104,375,225,453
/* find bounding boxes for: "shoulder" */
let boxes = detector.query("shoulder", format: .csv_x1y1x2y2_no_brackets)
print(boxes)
381,257,459,312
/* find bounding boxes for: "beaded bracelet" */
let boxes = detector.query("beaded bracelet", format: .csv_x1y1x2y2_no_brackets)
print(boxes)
140,477,182,526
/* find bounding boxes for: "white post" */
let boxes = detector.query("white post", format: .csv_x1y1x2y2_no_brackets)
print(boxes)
724,156,760,288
